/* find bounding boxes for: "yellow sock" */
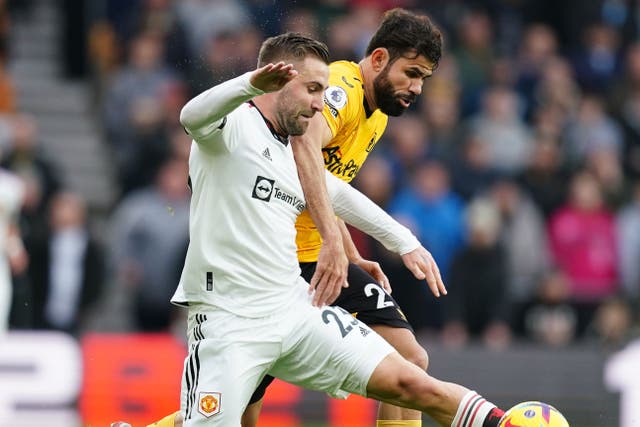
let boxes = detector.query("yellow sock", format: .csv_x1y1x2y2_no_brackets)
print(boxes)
376,421,422,427
147,411,180,427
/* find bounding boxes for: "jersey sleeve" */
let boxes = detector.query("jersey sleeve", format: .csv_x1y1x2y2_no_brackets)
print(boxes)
321,74,357,138
324,171,420,255
180,71,264,151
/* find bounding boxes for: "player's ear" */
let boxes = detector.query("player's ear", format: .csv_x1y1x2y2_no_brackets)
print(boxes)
370,48,389,72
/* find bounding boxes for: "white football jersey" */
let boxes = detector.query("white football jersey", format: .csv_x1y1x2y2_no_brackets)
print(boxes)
174,100,312,317
172,72,419,317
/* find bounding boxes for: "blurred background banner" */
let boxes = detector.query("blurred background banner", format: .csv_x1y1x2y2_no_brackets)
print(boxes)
1,0,640,425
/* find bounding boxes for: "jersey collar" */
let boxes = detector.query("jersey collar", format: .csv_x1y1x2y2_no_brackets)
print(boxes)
248,100,289,146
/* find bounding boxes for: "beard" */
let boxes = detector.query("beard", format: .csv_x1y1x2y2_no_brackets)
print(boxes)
373,67,415,117
275,91,310,136
283,114,308,136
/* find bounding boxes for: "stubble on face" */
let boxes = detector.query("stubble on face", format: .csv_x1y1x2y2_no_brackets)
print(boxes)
276,86,311,136
275,57,329,136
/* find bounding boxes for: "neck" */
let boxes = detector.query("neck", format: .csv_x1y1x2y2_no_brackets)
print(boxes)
252,94,287,138
359,60,377,112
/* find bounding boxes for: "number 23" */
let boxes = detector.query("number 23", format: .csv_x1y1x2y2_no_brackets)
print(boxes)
322,307,359,338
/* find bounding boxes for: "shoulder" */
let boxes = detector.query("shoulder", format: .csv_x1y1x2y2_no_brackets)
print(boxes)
324,61,363,120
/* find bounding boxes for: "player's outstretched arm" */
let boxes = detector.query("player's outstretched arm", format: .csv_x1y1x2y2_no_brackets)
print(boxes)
291,114,348,307
325,172,447,298
179,62,296,141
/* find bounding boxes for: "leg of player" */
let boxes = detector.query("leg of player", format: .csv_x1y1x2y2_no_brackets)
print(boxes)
241,399,263,427
367,352,504,427
372,325,428,425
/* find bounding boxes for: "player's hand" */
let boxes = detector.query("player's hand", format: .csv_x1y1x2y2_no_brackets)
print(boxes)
309,239,349,307
401,246,447,297
250,62,298,93
353,257,391,294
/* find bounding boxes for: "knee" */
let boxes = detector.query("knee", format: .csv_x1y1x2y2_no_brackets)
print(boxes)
403,344,429,372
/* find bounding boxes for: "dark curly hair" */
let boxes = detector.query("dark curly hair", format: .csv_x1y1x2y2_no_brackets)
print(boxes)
365,8,442,69
258,32,330,67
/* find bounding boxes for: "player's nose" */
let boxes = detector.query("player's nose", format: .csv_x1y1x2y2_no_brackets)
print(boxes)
311,94,324,112
409,78,423,96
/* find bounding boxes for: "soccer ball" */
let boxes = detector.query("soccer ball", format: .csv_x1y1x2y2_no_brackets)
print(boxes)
498,401,570,427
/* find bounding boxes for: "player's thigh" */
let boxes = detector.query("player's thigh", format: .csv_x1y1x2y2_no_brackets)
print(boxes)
270,304,394,399
181,311,279,426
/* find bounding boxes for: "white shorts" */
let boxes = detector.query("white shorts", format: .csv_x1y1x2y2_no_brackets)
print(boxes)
180,289,395,426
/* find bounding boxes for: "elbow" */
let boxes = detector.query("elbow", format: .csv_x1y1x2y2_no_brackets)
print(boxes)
179,104,195,131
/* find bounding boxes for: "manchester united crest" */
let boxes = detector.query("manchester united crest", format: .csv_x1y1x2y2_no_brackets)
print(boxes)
198,391,221,417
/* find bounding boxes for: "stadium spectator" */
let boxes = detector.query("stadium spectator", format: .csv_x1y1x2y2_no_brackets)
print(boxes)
442,197,511,350
109,157,189,331
519,269,577,346
175,0,250,55
102,31,179,192
517,134,570,219
467,85,533,175
617,181,640,302
450,134,498,201
564,94,624,168
514,23,558,118
452,8,496,117
570,22,622,95
28,191,105,335
589,296,634,348
384,114,431,188
609,42,640,179
489,177,549,326
420,55,464,162
585,147,627,209
548,171,619,336
390,159,466,282
0,114,61,213
533,56,581,125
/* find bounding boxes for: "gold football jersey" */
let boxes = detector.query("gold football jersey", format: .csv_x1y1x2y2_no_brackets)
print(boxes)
296,61,388,262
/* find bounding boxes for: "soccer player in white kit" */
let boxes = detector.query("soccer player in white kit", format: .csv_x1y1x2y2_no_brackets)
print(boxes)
171,33,504,427
0,168,26,335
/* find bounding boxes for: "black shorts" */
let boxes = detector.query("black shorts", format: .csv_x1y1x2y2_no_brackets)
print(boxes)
248,261,414,404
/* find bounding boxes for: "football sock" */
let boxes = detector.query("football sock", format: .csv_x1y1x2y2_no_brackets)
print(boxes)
376,421,422,427
483,407,505,427
146,411,179,427
451,391,503,427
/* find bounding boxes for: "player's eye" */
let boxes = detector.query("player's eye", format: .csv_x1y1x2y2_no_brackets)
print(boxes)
407,70,428,80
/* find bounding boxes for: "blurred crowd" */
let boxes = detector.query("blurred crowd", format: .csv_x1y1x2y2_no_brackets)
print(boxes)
1,0,640,351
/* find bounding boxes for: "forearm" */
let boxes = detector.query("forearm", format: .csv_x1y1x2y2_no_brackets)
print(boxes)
292,136,343,246
337,218,361,262
179,72,264,139
326,173,419,255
